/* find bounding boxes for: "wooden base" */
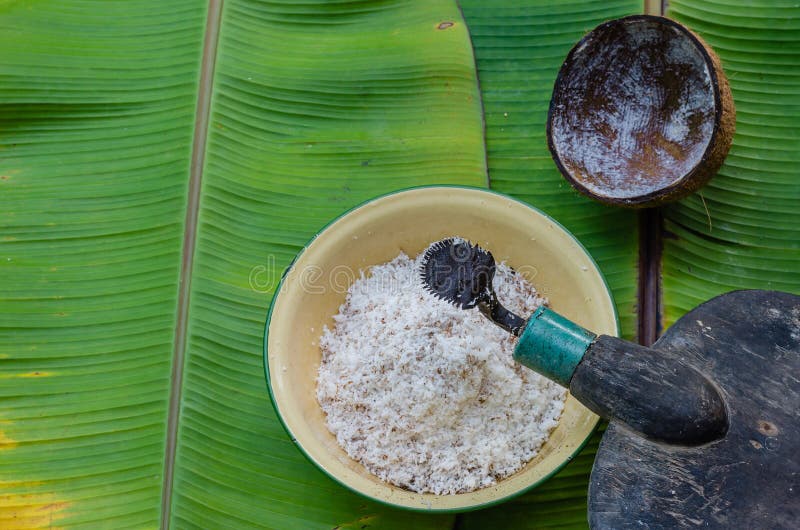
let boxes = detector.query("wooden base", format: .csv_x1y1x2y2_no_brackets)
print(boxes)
589,290,800,528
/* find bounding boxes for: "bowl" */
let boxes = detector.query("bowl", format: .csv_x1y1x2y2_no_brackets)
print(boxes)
547,15,735,208
265,186,619,511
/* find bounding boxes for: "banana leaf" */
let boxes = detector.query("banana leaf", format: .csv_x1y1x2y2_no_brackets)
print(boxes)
456,1,639,528
1,1,206,527
662,0,800,325
168,0,486,528
3,0,797,528
1,0,484,527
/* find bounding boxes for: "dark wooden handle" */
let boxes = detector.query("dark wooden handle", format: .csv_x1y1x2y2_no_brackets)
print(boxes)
569,335,728,445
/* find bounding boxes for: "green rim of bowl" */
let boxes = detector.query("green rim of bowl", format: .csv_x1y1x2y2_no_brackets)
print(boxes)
263,184,619,513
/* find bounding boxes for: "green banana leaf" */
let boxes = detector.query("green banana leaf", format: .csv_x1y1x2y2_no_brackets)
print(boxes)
662,0,800,325
457,1,639,528
1,0,484,528
3,0,797,528
168,1,486,528
1,1,206,527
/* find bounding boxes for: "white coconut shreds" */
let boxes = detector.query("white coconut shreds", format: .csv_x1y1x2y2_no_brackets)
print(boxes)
316,246,566,495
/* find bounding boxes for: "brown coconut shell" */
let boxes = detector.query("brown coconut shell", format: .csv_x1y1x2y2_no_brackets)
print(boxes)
546,15,735,208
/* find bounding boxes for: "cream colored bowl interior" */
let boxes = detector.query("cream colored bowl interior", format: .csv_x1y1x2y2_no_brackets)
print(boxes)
266,187,618,511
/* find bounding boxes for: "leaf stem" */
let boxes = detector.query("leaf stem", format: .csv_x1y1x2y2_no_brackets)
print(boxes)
160,1,224,528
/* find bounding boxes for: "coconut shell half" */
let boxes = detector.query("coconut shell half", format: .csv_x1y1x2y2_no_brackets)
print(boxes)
547,15,735,208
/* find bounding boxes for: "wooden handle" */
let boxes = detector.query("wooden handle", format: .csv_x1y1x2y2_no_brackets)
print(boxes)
570,335,728,445
513,308,728,445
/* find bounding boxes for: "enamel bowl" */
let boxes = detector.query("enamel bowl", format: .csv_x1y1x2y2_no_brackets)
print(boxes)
265,186,618,511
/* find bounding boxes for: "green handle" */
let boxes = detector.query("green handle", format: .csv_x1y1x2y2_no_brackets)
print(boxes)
513,307,596,387
514,306,727,445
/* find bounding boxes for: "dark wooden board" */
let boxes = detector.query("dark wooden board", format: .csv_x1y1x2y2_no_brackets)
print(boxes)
589,290,800,528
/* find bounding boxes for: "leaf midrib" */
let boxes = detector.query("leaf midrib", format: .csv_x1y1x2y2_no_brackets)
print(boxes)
160,1,224,528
